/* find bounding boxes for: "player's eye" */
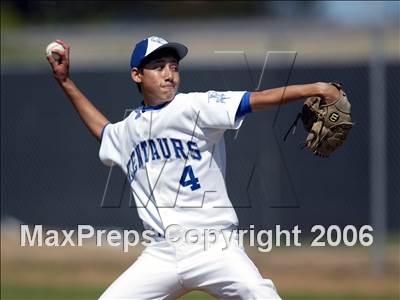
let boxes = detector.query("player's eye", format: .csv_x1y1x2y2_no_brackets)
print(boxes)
147,62,164,70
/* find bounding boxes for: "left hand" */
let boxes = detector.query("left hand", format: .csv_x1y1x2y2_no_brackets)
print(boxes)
317,82,341,104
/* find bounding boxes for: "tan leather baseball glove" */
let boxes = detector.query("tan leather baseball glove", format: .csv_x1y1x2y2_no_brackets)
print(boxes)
300,83,353,157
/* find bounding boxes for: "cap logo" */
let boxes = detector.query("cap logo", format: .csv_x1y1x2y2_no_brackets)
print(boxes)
149,36,167,45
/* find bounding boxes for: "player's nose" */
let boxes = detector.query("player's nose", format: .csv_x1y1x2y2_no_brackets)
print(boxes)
163,68,172,80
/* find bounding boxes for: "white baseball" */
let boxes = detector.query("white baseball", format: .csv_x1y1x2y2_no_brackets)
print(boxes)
46,41,65,61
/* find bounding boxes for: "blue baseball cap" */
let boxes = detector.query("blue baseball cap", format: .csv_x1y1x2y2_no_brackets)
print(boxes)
130,36,188,69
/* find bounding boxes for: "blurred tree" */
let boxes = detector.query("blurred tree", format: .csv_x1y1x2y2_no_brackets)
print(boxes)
1,1,322,26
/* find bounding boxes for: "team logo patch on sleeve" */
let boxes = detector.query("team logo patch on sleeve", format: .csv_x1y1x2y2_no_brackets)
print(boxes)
208,91,230,104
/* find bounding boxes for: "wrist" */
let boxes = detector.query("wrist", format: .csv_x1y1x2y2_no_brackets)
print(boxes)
299,83,323,99
315,82,340,104
58,77,73,88
314,82,327,97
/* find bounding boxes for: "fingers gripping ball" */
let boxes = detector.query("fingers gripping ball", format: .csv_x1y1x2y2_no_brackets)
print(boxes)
46,41,65,62
301,83,354,157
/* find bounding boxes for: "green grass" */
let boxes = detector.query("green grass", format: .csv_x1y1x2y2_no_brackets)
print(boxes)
0,284,214,300
1,284,102,300
1,284,398,300
282,294,398,300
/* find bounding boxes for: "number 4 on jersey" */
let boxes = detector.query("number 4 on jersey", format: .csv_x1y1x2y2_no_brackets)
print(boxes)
180,165,201,191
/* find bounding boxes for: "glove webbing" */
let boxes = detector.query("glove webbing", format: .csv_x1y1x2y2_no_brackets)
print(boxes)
283,109,328,154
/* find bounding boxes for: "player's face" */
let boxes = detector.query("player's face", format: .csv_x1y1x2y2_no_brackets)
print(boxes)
132,56,180,104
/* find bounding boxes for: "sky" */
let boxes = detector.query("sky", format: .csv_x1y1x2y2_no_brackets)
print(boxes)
316,1,399,26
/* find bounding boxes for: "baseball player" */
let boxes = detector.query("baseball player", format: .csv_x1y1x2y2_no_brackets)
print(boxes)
47,36,340,299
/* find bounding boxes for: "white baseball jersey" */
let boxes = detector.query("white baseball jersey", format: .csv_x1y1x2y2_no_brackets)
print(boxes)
99,91,247,235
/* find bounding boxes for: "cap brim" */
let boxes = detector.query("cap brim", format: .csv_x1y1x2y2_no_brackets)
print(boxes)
151,42,188,61
158,42,188,60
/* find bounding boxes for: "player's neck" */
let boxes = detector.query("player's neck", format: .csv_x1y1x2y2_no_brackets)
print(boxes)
142,94,174,107
143,99,172,108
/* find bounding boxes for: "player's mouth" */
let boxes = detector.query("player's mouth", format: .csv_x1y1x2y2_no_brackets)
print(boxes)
161,84,175,89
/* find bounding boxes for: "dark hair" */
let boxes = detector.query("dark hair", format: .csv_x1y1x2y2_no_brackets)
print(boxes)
136,68,143,93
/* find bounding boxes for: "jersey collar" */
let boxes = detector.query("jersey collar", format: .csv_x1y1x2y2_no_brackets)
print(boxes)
141,101,169,112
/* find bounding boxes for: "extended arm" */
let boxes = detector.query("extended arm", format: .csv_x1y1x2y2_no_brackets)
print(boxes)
47,40,109,142
250,82,341,112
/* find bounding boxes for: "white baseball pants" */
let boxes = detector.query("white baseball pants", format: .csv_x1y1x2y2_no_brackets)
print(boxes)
99,233,281,300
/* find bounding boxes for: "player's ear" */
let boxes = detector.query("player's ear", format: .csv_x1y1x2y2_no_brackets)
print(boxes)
131,68,142,83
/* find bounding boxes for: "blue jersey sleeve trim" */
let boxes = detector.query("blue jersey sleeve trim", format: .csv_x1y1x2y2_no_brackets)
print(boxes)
100,123,110,141
235,91,252,120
